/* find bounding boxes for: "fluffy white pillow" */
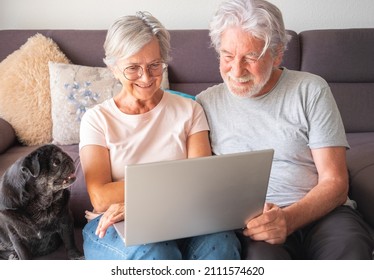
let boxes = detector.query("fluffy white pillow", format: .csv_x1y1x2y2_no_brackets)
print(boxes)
0,34,69,145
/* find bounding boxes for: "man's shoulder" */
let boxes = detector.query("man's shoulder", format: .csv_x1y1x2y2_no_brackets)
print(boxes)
283,68,328,87
196,83,226,101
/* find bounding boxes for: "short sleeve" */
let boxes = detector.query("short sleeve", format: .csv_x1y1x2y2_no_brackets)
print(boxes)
307,86,349,149
79,107,107,150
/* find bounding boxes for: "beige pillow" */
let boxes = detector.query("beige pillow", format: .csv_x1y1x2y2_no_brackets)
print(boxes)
0,33,69,145
49,62,170,145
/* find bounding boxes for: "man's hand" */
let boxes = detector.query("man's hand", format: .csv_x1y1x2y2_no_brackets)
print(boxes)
243,203,288,244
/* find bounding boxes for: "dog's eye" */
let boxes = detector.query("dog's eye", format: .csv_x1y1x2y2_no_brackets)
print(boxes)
52,158,61,167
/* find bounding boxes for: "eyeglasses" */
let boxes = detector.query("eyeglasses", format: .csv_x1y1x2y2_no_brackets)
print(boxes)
123,62,168,81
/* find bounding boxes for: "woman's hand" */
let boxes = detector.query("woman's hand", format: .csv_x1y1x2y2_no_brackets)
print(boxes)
95,203,125,238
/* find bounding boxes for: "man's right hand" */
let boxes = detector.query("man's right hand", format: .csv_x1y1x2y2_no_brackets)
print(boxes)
243,202,288,245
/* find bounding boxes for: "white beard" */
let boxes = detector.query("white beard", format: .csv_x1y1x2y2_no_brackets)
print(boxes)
225,66,274,98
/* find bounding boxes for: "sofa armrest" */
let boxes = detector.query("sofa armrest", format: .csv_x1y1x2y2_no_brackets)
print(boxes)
0,118,16,154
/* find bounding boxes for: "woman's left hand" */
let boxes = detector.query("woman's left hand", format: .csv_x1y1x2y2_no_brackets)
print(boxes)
95,203,125,238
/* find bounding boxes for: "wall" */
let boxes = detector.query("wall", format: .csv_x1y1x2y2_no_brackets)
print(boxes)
0,0,373,32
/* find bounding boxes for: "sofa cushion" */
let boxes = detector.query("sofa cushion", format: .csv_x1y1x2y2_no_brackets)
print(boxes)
0,118,16,154
168,30,222,95
0,33,69,145
0,30,107,68
300,29,374,82
329,83,374,133
300,29,374,134
282,30,300,71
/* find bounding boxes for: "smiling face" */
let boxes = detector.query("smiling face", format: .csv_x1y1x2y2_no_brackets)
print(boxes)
113,37,165,110
219,27,282,98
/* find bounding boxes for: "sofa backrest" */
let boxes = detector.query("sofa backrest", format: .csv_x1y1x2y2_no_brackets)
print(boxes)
0,29,300,94
1,28,373,133
168,30,221,94
300,29,374,133
0,30,107,67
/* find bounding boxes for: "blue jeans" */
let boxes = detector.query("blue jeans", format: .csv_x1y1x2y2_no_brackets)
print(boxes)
82,216,241,260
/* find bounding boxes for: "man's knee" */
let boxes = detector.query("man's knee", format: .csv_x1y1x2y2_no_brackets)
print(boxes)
305,206,373,260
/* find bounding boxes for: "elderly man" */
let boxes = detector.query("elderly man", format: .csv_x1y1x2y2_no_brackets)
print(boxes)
196,0,373,259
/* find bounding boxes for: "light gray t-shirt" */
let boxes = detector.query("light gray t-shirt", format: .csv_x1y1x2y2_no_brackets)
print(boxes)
196,68,350,207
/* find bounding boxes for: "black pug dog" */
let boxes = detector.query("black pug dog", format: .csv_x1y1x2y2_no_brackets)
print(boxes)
0,144,84,260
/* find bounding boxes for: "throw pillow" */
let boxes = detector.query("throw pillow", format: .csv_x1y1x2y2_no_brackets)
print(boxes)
0,33,70,145
165,89,196,100
49,62,122,145
49,62,170,145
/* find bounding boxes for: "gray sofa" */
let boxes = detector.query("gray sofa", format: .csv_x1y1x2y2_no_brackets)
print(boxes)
0,28,373,259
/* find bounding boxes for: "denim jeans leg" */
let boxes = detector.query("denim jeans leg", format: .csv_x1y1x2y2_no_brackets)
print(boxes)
181,230,241,260
82,216,182,260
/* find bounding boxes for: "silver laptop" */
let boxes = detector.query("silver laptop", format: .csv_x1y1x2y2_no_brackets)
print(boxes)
113,149,274,247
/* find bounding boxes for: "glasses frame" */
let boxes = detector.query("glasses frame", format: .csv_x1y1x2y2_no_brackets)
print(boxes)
122,62,168,81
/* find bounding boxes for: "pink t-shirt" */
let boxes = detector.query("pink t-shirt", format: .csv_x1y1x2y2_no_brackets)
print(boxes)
79,92,209,181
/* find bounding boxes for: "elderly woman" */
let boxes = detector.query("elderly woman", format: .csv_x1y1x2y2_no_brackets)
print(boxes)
79,12,240,260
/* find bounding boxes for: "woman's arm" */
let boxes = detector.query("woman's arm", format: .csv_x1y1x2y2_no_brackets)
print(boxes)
80,145,124,213
186,130,212,158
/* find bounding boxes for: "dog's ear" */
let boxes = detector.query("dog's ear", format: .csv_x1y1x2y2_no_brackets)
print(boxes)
0,152,41,210
21,153,40,178
0,160,29,210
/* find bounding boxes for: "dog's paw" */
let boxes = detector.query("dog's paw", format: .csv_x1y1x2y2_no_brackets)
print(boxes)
8,253,19,260
67,249,85,260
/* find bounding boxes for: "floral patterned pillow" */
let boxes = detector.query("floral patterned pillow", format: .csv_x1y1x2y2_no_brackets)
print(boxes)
49,62,122,145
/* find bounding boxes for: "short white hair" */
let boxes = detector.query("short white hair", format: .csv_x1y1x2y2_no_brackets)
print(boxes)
210,0,291,57
103,11,170,67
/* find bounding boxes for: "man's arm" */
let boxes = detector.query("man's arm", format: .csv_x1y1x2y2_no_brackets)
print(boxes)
283,146,349,233
244,146,349,244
